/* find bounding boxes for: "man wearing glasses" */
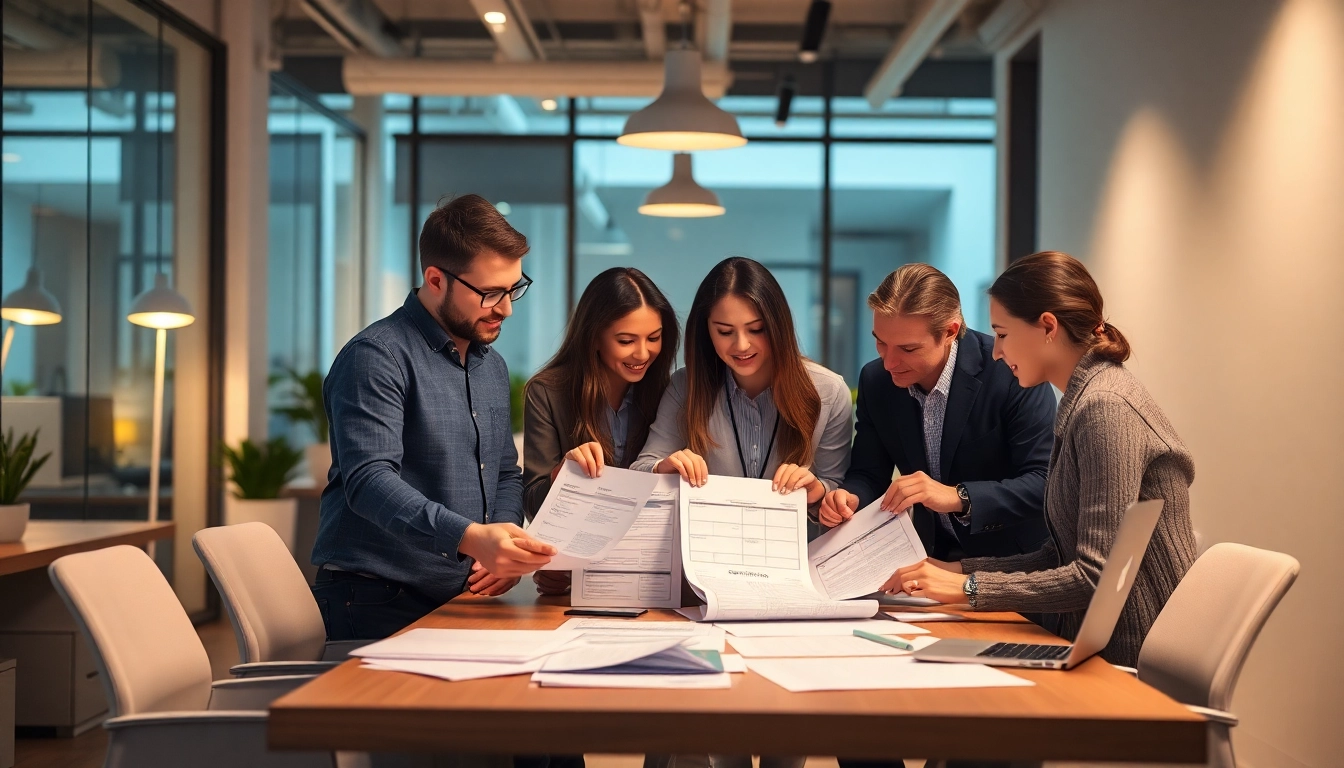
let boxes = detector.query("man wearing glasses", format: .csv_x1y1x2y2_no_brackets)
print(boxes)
312,193,555,641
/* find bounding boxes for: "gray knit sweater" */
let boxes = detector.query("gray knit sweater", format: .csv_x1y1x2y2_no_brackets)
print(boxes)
960,350,1197,667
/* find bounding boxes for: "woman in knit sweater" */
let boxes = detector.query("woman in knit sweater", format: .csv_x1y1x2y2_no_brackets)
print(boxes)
892,251,1197,667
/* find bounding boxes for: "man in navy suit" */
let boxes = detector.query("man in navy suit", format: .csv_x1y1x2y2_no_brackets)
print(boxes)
820,263,1056,567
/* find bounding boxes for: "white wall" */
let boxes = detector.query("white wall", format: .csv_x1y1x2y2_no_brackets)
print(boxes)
1034,1,1344,766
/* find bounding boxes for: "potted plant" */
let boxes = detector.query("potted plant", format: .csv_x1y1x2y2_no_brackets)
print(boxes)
0,428,51,542
220,437,304,555
271,367,330,486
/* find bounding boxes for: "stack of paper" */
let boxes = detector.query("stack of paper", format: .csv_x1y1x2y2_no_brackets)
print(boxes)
745,656,1035,692
558,618,727,651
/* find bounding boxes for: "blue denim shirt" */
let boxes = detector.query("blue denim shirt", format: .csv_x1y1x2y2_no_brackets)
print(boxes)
312,291,523,604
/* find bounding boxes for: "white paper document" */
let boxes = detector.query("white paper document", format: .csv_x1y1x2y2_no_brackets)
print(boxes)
887,612,963,623
531,671,733,689
530,463,659,561
720,654,747,673
726,634,940,658
715,618,930,638
679,475,879,622
539,637,720,675
350,629,581,663
570,474,683,608
360,657,544,681
557,618,727,652
808,500,927,600
746,656,1036,692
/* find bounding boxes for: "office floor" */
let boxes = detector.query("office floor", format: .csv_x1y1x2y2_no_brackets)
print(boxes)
9,621,930,768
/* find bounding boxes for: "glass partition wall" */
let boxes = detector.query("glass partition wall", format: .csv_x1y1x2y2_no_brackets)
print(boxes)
1,0,223,616
384,85,997,389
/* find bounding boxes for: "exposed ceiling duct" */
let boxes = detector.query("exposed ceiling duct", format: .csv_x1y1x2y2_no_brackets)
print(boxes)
976,0,1042,50
343,57,732,98
863,0,973,107
300,0,404,58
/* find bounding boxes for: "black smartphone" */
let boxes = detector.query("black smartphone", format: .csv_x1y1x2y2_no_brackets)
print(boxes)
563,608,647,618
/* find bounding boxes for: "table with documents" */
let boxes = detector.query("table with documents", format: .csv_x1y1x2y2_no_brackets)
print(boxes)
268,584,1207,764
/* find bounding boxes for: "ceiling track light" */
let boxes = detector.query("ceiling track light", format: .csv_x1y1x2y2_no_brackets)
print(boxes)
775,74,796,127
798,0,832,63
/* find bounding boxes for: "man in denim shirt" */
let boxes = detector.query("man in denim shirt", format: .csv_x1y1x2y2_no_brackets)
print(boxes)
312,194,555,641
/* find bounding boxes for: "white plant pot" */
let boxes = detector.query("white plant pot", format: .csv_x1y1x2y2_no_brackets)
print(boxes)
0,504,29,543
225,497,299,556
306,442,333,487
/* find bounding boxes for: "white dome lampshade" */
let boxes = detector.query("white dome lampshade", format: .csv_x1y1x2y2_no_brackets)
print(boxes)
1,267,62,325
127,273,195,330
618,49,747,151
639,153,726,218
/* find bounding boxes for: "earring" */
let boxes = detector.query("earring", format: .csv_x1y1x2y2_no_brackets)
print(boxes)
1046,336,1052,344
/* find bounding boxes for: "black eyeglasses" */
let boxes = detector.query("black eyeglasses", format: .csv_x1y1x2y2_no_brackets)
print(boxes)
443,270,532,308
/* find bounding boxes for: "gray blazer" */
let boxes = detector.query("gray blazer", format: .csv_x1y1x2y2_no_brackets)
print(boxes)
960,350,1198,667
630,360,854,496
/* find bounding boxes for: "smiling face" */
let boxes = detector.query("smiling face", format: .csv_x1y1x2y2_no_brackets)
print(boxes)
432,249,523,346
989,297,1052,387
599,305,664,385
708,294,772,385
871,312,959,391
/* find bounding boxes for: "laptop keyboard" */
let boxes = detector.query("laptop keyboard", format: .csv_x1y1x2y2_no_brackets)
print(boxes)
977,643,1073,661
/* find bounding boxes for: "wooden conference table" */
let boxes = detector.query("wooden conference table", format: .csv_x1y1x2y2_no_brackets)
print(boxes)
269,586,1206,764
0,519,175,576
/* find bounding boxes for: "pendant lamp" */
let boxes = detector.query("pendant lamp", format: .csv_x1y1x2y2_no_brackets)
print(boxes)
638,153,725,218
1,183,63,373
618,48,746,151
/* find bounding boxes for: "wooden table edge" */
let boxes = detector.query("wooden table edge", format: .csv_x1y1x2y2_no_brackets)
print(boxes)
0,521,176,577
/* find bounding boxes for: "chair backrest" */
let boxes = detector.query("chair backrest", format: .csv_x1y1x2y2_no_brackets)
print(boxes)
193,522,326,664
1138,542,1299,712
48,545,213,717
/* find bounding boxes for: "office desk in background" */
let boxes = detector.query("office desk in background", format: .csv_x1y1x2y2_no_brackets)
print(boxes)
269,583,1206,764
0,521,175,736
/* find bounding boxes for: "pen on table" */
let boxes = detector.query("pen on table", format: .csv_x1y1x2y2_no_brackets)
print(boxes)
853,629,914,651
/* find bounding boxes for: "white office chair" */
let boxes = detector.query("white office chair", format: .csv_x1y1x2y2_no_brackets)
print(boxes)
194,522,361,678
1088,542,1299,768
47,544,336,767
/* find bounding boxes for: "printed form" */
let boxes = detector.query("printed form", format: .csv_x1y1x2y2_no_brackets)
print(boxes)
529,463,658,561
807,498,927,600
570,474,683,608
679,475,878,621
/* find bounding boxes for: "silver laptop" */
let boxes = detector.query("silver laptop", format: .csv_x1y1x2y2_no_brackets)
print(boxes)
911,499,1163,670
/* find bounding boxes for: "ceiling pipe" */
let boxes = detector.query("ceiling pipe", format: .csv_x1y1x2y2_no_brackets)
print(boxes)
300,0,404,58
862,0,971,108
343,57,732,98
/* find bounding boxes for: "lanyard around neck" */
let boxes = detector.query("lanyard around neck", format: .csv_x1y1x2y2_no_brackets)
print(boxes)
725,386,781,480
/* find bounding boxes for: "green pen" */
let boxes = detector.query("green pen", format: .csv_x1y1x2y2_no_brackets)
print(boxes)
853,629,915,651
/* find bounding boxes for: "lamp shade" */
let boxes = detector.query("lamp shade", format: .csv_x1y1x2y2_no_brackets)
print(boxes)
618,49,746,151
639,153,726,218
127,273,195,329
1,267,62,325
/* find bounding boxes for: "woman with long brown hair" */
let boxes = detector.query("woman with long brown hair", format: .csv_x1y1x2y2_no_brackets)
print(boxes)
893,250,1198,668
631,256,853,521
523,267,680,595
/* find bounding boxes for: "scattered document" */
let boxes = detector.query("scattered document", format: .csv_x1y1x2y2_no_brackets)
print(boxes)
540,637,721,675
351,629,582,663
877,594,942,607
360,657,544,682
726,634,940,658
570,474,683,608
531,671,733,689
530,463,659,561
887,612,963,623
808,499,927,600
720,654,747,673
679,475,879,622
557,618,726,652
746,656,1036,692
715,619,929,638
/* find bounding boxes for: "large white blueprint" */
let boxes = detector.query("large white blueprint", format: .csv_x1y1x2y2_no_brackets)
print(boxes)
570,474,683,608
807,499,927,600
678,475,879,622
530,462,659,561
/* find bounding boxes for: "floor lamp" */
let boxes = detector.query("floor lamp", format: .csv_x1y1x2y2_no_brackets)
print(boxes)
127,16,194,558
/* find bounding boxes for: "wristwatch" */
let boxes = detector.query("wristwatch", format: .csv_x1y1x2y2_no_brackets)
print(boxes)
963,573,978,609
955,483,972,518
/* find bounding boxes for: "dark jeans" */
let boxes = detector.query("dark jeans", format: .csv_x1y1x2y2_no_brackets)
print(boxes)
311,568,443,641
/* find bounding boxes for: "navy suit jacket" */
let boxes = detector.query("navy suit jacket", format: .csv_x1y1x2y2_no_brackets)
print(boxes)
842,329,1056,559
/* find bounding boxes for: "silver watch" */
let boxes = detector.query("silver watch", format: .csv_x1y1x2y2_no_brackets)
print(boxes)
962,572,978,609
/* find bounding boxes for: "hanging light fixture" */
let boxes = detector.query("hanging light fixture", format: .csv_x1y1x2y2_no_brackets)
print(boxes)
127,16,194,544
1,184,63,373
639,153,725,218
618,3,745,151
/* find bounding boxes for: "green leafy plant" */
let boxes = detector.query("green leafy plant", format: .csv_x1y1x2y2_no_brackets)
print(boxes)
270,367,328,443
510,374,527,434
0,428,52,505
218,437,303,500
5,381,36,396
